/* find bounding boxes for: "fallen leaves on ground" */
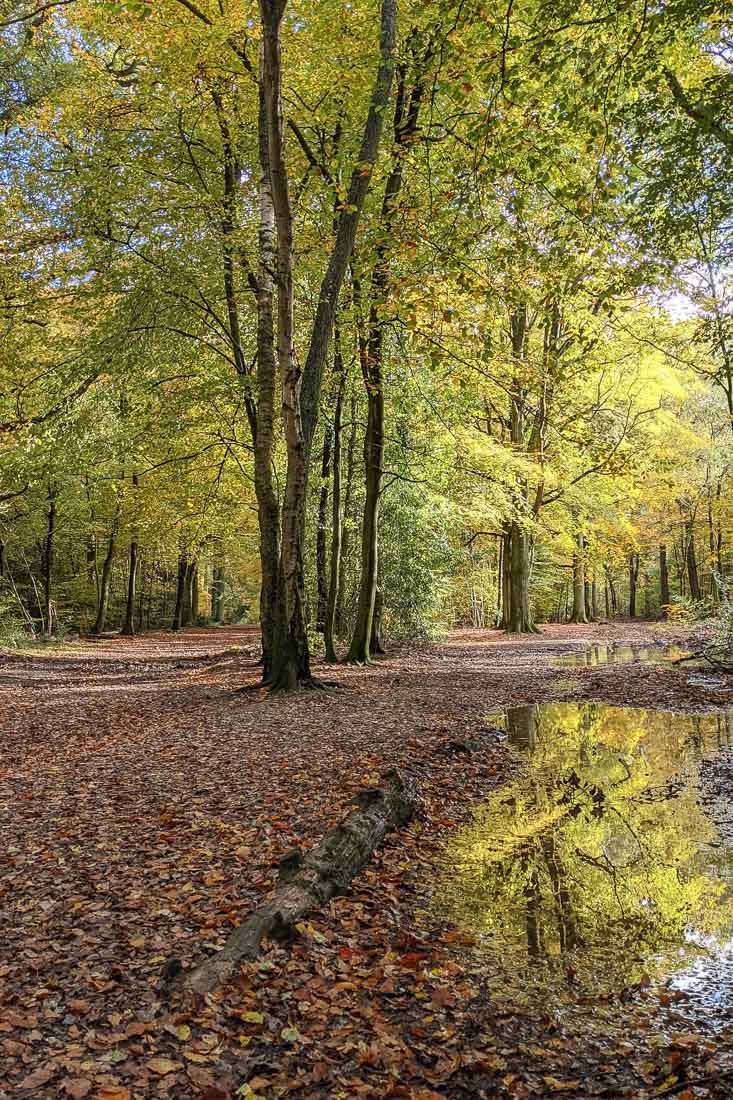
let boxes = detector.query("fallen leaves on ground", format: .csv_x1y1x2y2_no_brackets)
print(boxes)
2,623,733,1098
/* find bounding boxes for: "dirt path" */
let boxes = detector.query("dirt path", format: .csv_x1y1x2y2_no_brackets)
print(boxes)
2,623,733,1099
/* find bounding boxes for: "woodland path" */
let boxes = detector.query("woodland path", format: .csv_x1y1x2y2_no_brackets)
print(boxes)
2,623,733,1099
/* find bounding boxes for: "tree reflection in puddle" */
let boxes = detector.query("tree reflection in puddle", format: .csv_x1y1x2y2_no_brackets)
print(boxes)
435,704,733,1015
557,643,691,667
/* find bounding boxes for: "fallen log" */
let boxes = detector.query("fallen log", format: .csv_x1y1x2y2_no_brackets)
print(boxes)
182,768,419,994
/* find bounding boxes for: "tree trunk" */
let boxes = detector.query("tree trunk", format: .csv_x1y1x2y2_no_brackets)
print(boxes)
121,539,138,636
501,526,511,629
659,544,670,613
686,525,702,601
253,58,282,683
347,328,384,662
211,564,225,623
570,532,588,623
505,305,538,634
315,423,333,633
256,0,394,690
336,395,358,639
370,582,385,655
260,0,397,689
172,554,187,631
121,473,139,636
92,523,117,635
507,522,536,633
591,574,599,620
347,54,426,663
628,553,640,618
43,485,56,636
605,564,617,616
190,561,199,622
324,335,346,662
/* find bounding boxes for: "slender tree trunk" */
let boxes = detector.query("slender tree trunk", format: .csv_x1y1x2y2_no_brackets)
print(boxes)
370,580,386,655
190,561,199,622
259,0,397,689
92,519,117,635
253,60,282,682
324,335,346,662
347,319,384,662
315,423,333,633
336,396,358,639
686,525,702,601
505,305,538,634
707,492,720,602
496,534,504,626
501,526,512,629
172,554,187,631
659,544,670,613
628,553,639,618
347,52,426,663
605,564,617,616
570,532,588,623
121,472,139,636
43,485,56,636
591,574,599,620
211,564,225,623
121,540,138,636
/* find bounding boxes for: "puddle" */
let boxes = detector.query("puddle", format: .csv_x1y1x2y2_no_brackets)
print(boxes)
557,643,690,667
434,703,733,1026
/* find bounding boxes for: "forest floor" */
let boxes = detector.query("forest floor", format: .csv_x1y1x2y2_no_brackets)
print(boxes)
3,621,733,1100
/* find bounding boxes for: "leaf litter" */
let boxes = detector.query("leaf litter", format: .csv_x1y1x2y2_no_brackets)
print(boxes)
2,622,733,1098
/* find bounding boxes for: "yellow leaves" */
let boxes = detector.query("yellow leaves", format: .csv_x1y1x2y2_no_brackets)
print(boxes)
280,1026,303,1043
240,1010,264,1024
163,1022,191,1041
147,1057,182,1075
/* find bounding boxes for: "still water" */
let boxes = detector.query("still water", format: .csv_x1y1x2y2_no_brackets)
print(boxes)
557,643,690,667
435,703,733,1021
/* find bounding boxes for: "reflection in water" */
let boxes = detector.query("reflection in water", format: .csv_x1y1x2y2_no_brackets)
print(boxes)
436,704,733,1009
558,643,690,667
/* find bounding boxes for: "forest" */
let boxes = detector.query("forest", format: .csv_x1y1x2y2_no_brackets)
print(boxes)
2,0,733,1097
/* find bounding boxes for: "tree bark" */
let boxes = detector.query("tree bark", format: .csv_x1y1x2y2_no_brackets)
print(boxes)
628,552,640,618
370,581,386,655
659,544,670,613
259,0,398,689
336,395,358,639
211,564,225,623
570,531,588,623
183,769,418,993
172,553,187,631
347,46,428,663
505,305,538,634
92,521,117,635
121,472,139,636
253,57,282,683
42,484,56,636
315,423,333,633
121,540,138,636
324,333,346,662
686,522,702,601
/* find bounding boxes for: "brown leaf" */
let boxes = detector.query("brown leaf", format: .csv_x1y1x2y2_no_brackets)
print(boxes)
18,1065,56,1090
147,1057,182,1075
63,1078,93,1099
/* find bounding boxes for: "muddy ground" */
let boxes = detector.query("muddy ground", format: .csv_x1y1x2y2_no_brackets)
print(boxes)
2,622,733,1099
